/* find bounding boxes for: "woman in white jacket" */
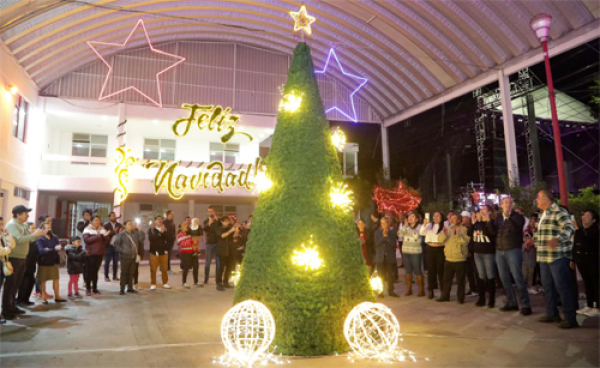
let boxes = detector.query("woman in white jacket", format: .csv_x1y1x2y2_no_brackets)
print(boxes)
398,212,425,296
420,212,446,299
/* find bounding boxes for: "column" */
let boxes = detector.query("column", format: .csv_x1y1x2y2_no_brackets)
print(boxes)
113,103,127,219
498,69,520,186
381,123,390,180
188,199,195,219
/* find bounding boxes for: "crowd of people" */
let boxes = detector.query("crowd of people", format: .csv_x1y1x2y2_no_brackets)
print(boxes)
0,205,251,323
358,189,599,329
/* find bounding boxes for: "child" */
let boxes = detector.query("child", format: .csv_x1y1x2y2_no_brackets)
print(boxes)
177,222,196,288
66,236,86,297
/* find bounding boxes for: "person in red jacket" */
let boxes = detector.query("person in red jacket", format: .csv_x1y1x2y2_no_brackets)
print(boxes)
177,222,198,288
82,216,109,296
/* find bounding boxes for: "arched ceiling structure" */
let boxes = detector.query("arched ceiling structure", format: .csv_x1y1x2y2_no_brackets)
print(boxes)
0,0,598,121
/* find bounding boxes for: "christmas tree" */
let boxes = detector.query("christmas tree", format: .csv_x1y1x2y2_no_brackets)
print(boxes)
233,42,374,356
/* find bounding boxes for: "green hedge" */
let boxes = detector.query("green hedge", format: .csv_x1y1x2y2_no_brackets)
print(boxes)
233,42,374,356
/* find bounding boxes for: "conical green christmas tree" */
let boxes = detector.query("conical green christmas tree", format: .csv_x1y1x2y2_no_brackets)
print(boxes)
233,42,374,356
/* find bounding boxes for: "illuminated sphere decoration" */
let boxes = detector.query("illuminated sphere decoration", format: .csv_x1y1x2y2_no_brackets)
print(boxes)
219,300,276,366
344,302,401,362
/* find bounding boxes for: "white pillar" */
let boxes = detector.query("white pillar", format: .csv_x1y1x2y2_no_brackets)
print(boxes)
113,103,127,219
498,69,520,186
47,195,58,218
381,124,390,180
188,199,195,218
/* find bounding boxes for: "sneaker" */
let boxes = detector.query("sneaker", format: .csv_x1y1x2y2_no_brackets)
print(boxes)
528,287,539,295
168,270,175,275
127,288,138,293
182,283,190,289
499,305,519,312
584,308,600,317
18,301,34,308
217,284,225,291
67,294,73,298
577,306,592,314
75,293,82,298
92,290,101,295
150,285,157,290
119,290,125,295
538,314,562,323
105,277,111,282
559,320,579,329
12,308,26,315
113,277,120,281
520,307,532,316
134,284,141,291
86,290,92,296
162,284,172,289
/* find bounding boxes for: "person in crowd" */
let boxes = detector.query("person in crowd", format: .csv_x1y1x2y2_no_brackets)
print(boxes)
535,189,577,328
76,210,92,288
469,205,497,308
572,210,599,317
203,206,221,285
398,212,425,297
17,220,40,307
103,212,122,282
82,216,109,296
366,212,381,272
132,223,145,290
36,217,66,304
66,236,85,298
523,213,539,294
185,217,192,231
190,218,202,239
163,210,177,273
0,217,16,324
114,220,140,295
494,197,532,316
357,219,372,267
28,222,43,299
232,221,246,266
3,206,46,320
397,213,405,265
445,211,455,227
177,222,198,288
374,217,399,298
216,216,237,291
461,211,479,297
437,213,469,303
421,212,446,299
148,216,170,290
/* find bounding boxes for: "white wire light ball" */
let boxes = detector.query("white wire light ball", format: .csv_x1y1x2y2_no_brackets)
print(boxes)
220,300,276,363
344,302,401,360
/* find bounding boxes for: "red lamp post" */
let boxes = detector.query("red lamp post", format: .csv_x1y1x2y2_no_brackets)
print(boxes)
529,13,569,207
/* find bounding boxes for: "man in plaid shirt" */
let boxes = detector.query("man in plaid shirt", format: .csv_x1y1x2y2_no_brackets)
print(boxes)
534,189,578,329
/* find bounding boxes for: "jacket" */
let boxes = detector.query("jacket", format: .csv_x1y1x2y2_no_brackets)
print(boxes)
216,225,233,257
0,233,15,257
440,225,469,262
420,223,444,243
163,219,176,244
66,244,86,274
468,220,497,254
177,231,195,254
114,230,140,258
103,221,122,246
495,211,525,251
76,219,90,249
203,217,221,244
148,227,169,255
82,224,108,256
5,219,37,259
397,225,422,254
134,229,145,259
534,203,575,263
37,235,61,266
573,224,599,264
374,228,397,264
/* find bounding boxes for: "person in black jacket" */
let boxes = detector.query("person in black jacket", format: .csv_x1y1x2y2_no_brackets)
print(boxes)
203,206,221,284
66,236,86,297
367,212,381,273
163,211,177,273
132,224,145,290
494,197,531,315
374,217,399,298
17,221,40,307
103,212,122,282
148,216,170,290
468,205,498,308
215,216,237,291
572,210,599,316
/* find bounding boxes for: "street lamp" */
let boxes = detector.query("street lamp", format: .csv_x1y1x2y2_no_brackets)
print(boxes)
529,13,569,207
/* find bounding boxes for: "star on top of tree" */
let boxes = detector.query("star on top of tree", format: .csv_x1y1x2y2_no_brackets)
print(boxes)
289,5,317,36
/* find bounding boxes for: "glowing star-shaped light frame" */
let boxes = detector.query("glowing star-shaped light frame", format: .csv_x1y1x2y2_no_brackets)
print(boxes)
87,19,186,107
316,49,368,122
289,5,317,36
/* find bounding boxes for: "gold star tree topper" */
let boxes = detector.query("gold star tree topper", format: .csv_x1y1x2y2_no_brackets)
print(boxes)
289,5,317,36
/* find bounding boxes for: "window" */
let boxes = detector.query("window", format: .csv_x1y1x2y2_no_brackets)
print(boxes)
210,143,239,164
13,187,31,201
210,205,237,219
339,143,358,177
144,139,175,161
72,134,108,164
12,95,29,142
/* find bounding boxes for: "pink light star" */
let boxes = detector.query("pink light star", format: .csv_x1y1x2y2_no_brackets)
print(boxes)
87,19,185,107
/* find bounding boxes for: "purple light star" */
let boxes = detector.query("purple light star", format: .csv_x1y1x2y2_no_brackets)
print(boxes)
315,48,368,122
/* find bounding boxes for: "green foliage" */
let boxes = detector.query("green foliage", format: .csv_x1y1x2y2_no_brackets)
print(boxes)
344,175,372,213
502,176,547,216
561,186,600,217
421,199,452,215
590,79,600,105
234,42,374,356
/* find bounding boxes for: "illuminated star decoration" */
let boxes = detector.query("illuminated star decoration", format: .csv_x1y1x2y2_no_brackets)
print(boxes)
316,49,368,122
87,19,186,107
289,5,317,36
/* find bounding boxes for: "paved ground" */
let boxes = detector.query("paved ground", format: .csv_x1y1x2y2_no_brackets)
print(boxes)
0,263,598,368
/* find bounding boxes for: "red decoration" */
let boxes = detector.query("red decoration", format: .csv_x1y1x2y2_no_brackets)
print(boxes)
372,181,421,216
87,19,186,107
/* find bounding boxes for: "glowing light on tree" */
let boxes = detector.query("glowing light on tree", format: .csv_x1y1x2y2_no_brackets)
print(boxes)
330,182,354,212
292,236,324,271
331,127,346,151
279,91,303,113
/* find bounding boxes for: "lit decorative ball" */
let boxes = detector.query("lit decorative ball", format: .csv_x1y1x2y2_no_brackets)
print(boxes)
220,300,276,365
344,302,400,361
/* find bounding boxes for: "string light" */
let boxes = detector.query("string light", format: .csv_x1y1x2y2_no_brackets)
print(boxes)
330,182,354,212
292,236,324,271
279,91,303,113
331,127,347,151
370,272,383,295
230,265,241,286
289,5,317,36
372,181,421,216
87,19,185,107
252,167,273,194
